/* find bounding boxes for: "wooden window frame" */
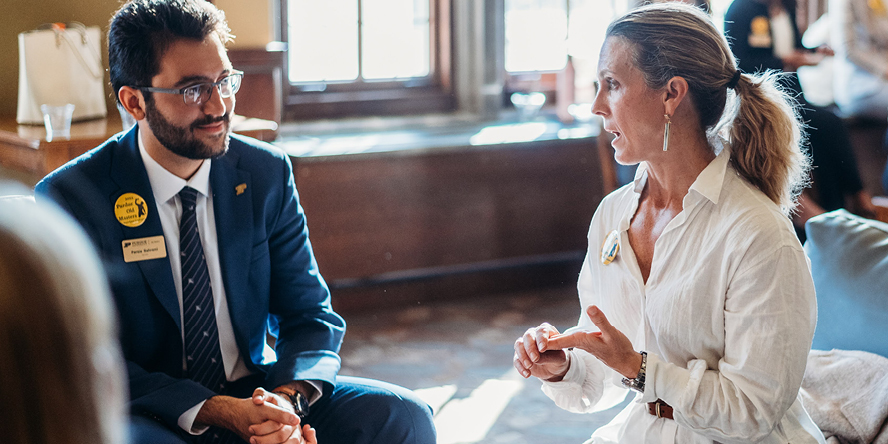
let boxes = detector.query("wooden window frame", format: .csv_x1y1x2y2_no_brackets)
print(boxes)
279,0,455,121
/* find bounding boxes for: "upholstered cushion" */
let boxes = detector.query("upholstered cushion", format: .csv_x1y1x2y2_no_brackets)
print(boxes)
805,210,888,357
0,194,35,204
0,180,34,205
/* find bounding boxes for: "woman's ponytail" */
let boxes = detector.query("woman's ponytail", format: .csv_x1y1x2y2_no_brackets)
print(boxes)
726,72,810,215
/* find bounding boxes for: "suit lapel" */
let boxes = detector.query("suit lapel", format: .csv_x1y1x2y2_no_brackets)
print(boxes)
109,129,182,332
210,149,253,341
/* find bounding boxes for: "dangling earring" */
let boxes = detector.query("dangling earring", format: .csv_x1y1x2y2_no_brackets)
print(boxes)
662,114,671,152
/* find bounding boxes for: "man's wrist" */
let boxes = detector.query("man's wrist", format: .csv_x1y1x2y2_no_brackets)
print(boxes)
273,381,312,398
272,390,310,420
194,395,236,430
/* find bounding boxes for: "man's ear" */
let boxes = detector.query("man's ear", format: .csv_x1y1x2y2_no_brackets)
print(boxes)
663,76,689,117
118,86,147,121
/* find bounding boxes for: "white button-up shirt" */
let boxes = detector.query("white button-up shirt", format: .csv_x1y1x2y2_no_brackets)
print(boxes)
138,134,252,433
542,144,825,443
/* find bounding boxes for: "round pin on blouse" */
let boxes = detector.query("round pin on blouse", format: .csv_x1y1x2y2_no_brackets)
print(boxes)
600,230,620,265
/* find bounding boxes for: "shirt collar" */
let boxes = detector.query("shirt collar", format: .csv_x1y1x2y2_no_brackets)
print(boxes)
630,138,730,206
688,139,730,206
137,128,212,205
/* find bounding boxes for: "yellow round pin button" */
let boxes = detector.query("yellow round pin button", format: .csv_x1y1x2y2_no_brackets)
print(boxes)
600,229,620,265
114,193,148,227
751,16,769,36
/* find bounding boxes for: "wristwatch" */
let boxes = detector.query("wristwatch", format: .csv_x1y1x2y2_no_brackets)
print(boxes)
274,390,310,420
621,351,647,393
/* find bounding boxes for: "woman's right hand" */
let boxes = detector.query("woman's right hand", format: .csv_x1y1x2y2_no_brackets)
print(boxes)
513,323,571,381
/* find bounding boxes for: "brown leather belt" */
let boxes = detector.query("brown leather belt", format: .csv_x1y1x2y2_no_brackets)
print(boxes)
647,399,674,419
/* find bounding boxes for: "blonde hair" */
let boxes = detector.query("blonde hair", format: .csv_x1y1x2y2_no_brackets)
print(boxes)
607,2,810,215
0,196,126,444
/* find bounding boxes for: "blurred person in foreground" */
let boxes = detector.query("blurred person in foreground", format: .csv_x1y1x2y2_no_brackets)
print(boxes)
34,1,433,443
514,3,826,443
0,191,127,444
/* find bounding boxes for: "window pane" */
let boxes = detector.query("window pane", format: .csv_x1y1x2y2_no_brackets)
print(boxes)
362,0,431,80
288,0,359,82
505,0,568,72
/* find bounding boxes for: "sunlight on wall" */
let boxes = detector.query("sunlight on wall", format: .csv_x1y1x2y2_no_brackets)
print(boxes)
215,0,274,47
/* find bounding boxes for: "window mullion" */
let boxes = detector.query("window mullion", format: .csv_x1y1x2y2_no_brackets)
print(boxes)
357,0,365,83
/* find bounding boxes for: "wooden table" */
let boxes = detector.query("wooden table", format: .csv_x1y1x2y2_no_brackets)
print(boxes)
0,114,278,178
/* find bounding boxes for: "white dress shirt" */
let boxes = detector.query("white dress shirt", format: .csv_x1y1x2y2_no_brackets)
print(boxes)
138,134,252,433
541,144,826,443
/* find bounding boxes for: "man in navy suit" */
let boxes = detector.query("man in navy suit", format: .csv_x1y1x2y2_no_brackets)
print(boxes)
35,1,436,443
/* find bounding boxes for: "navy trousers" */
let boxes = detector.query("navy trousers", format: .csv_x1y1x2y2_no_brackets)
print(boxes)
130,375,436,444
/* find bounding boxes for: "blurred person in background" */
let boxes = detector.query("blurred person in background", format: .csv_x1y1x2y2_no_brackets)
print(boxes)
830,0,888,194
725,0,877,237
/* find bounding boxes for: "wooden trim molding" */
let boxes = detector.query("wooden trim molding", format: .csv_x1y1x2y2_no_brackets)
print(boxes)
228,46,286,125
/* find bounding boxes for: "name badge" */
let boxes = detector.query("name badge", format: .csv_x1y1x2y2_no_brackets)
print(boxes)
122,235,167,263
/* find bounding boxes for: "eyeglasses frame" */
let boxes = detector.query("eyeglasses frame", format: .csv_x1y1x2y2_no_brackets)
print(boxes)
135,70,244,106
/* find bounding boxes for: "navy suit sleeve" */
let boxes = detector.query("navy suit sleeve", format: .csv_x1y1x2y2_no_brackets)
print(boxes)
261,152,345,391
125,362,217,426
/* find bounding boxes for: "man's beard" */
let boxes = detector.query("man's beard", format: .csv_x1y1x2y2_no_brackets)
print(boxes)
144,98,231,160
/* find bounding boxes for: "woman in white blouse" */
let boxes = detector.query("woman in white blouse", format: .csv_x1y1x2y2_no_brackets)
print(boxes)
513,3,825,443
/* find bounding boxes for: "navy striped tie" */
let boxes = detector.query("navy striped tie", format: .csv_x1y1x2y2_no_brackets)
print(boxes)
179,187,226,392
179,187,241,444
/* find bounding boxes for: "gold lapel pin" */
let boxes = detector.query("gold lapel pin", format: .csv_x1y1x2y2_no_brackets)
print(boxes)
235,183,247,196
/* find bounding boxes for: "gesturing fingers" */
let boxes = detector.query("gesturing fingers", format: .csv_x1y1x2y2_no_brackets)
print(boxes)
515,323,558,366
513,323,570,380
585,305,615,333
547,330,596,351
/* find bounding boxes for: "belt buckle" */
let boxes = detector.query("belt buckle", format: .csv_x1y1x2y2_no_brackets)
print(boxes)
655,400,663,419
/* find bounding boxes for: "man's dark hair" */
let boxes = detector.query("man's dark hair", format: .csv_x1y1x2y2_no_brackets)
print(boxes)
108,0,232,102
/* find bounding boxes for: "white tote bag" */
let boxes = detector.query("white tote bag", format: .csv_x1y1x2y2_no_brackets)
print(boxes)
16,22,108,125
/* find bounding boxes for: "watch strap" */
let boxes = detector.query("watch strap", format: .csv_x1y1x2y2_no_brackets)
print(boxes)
621,351,647,393
274,390,310,420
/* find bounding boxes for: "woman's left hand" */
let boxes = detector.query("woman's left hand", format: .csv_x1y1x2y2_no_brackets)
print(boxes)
546,305,642,379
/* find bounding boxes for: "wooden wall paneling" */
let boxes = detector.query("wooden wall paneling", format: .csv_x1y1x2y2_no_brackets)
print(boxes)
292,138,604,309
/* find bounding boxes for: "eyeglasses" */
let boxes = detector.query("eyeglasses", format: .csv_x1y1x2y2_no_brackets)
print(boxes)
137,70,244,106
